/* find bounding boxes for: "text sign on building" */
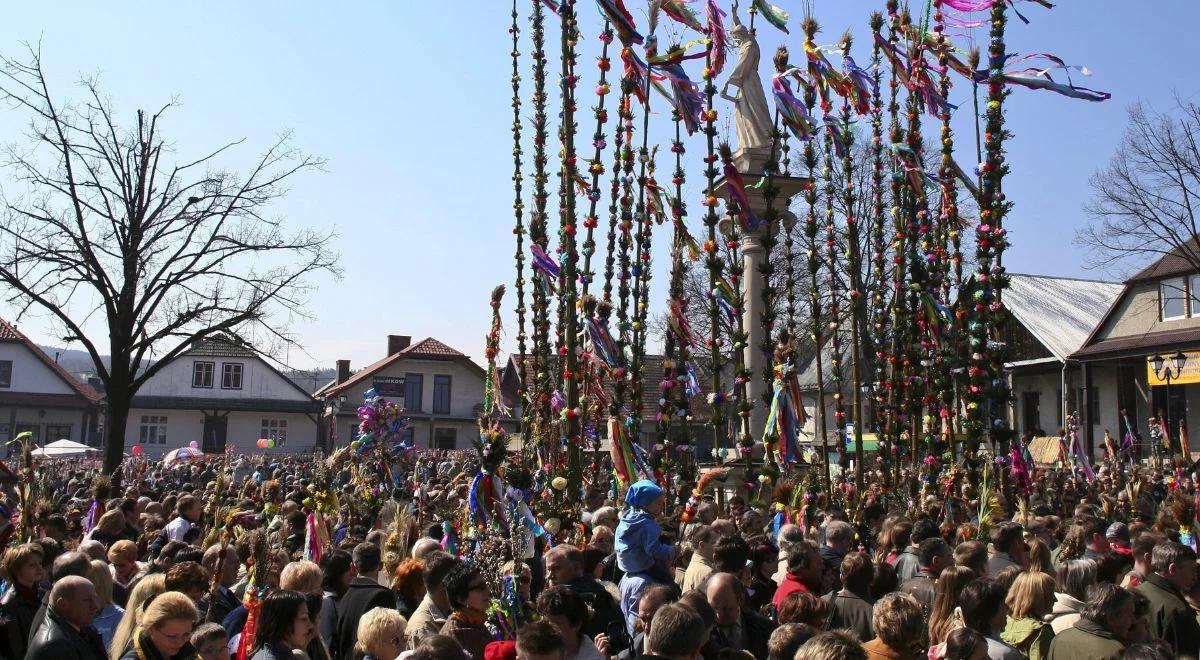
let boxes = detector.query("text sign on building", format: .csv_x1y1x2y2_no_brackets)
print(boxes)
1146,351,1200,386
372,376,406,397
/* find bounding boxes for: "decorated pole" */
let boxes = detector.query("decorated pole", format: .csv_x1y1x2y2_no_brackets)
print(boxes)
867,11,891,486
557,0,584,496
527,0,553,458
702,0,728,491
511,0,530,436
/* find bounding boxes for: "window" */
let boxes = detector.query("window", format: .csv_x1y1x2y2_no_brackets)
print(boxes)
399,426,414,447
261,418,288,446
1192,275,1200,316
221,363,244,390
14,424,39,443
405,373,423,412
192,361,215,388
434,428,457,450
1088,387,1101,425
433,375,452,415
0,360,10,388
138,416,168,445
45,424,71,441
1161,277,1188,320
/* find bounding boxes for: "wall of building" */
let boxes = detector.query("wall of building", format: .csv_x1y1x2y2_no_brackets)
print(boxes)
1011,365,1121,461
1098,281,1200,341
137,355,311,402
0,407,90,446
124,409,318,456
0,344,76,395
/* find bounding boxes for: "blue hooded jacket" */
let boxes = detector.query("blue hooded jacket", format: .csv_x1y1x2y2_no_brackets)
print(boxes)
615,480,676,574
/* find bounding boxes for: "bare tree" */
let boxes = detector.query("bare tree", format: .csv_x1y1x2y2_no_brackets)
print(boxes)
0,48,340,474
1078,100,1200,274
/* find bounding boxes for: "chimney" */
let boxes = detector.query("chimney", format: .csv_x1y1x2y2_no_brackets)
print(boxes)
387,335,412,356
336,360,351,385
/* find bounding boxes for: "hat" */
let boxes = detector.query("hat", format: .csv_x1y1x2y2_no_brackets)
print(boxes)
483,641,517,660
624,480,664,509
1106,522,1130,542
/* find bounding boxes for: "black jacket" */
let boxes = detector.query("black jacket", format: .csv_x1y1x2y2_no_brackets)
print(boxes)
0,585,43,660
824,589,874,642
334,577,395,660
900,570,937,621
819,546,846,593
204,586,240,625
117,633,196,660
23,610,106,660
703,608,776,660
565,576,628,654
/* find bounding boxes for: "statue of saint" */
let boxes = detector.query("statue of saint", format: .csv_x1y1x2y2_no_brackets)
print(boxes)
721,0,773,152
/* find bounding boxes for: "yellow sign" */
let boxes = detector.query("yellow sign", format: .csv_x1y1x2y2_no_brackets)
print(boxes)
1146,351,1200,386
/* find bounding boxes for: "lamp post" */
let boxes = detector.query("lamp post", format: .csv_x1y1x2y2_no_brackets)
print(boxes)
1149,351,1188,467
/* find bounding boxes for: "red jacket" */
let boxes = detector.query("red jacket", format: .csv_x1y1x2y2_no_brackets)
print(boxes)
772,572,812,611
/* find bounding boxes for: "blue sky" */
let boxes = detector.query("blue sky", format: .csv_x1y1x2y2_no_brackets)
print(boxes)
0,1,1196,371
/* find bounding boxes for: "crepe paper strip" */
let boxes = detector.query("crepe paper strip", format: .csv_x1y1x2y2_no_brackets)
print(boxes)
661,0,705,32
707,0,729,76
597,0,643,46
751,0,789,33
608,416,638,487
773,73,816,142
721,151,761,231
840,55,876,115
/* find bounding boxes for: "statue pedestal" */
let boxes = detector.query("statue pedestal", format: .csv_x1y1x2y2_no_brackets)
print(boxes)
713,148,809,443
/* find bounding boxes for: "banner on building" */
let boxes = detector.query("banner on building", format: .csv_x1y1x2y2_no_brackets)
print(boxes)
1146,351,1200,386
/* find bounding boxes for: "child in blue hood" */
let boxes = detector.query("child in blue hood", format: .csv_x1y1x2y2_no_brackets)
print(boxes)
615,479,676,584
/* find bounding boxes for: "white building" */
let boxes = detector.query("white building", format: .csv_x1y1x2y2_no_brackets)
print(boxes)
126,338,322,456
0,318,102,447
319,335,508,450
1003,274,1123,449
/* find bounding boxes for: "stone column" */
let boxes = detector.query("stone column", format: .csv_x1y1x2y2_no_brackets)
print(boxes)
716,148,808,442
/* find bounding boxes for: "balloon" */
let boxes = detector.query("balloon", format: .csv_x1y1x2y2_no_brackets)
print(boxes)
131,445,142,456
266,439,275,448
189,441,199,449
257,439,268,449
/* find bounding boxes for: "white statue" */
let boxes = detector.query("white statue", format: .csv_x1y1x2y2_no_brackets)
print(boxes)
721,0,773,152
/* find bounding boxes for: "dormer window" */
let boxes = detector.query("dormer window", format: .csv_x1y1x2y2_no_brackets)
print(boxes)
1161,277,1188,320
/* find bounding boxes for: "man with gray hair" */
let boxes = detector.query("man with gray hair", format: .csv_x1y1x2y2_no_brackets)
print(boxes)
1135,541,1200,656
773,524,804,584
24,575,104,660
820,520,854,593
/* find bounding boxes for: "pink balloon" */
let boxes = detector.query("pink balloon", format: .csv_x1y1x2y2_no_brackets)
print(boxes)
189,441,199,449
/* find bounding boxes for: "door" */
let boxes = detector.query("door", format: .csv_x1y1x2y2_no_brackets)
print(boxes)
1022,392,1041,436
202,415,228,453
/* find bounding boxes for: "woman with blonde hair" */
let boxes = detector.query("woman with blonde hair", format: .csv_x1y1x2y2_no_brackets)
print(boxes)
89,559,126,650
354,607,408,660
110,574,167,660
928,567,977,647
1001,571,1057,660
119,591,198,660
279,560,331,660
1026,539,1053,578
89,509,128,548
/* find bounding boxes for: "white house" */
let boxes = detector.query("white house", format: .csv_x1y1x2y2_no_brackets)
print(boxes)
1003,274,1123,451
0,318,102,448
318,335,508,450
126,338,322,456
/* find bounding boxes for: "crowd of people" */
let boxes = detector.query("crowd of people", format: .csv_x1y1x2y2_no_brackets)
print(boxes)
0,451,1197,660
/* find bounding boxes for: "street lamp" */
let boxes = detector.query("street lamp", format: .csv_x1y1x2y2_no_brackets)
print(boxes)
1149,351,1189,466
